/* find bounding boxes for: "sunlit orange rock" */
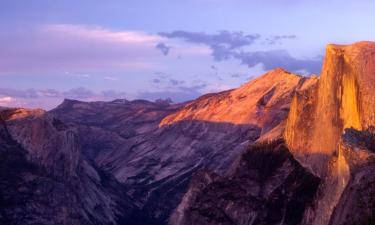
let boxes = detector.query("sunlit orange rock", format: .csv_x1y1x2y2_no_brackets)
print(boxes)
285,41,375,175
285,41,375,225
161,68,316,137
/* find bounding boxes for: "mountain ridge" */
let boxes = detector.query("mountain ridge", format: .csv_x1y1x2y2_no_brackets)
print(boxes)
171,41,375,225
49,67,312,224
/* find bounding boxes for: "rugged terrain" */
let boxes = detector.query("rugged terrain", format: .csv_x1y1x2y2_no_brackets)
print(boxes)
285,42,375,225
0,108,139,225
1,42,375,225
171,42,375,225
169,140,320,225
50,68,311,224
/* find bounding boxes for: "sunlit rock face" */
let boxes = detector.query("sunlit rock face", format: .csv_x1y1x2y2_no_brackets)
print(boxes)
51,69,312,224
5,108,80,177
284,42,375,225
161,68,313,136
171,42,375,225
165,70,317,224
285,41,375,176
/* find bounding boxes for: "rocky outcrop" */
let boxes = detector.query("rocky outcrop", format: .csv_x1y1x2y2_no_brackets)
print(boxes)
285,42,375,176
0,108,138,225
169,140,320,225
284,42,375,225
328,128,375,225
170,42,375,225
160,68,314,136
50,99,182,160
50,69,313,224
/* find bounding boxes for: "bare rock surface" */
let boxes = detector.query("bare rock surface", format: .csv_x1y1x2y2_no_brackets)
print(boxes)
284,42,375,225
328,128,375,225
172,42,375,225
285,41,375,175
50,69,310,224
0,108,139,225
168,140,320,225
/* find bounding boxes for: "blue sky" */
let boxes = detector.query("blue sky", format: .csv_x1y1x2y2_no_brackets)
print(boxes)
1,0,375,109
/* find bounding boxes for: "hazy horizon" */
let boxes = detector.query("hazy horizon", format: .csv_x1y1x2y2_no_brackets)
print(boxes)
1,0,375,109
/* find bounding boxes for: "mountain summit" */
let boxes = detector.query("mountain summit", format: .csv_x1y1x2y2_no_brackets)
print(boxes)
170,42,375,225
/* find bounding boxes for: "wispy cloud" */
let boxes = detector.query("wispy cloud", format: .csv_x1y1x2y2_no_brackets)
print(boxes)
159,30,260,49
234,50,322,75
159,30,321,74
65,72,91,78
104,76,118,81
139,73,210,102
0,24,215,75
264,35,297,45
156,42,172,55
0,24,165,74
0,97,13,106
159,30,260,61
43,24,163,44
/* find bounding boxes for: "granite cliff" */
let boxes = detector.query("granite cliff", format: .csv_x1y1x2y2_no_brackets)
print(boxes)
284,42,375,225
172,42,375,225
0,108,140,225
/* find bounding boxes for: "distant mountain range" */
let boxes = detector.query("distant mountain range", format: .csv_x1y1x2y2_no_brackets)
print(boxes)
1,41,375,225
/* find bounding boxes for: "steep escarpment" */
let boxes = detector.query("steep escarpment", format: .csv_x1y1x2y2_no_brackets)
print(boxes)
51,69,314,224
328,128,375,225
285,42,375,175
284,42,375,225
169,140,320,225
0,108,138,225
171,41,375,225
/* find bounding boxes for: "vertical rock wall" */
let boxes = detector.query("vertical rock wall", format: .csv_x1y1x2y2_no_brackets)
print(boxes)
285,42,375,225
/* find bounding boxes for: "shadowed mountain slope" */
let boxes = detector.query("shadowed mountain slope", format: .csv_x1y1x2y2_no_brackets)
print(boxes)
50,69,314,224
169,140,320,225
0,108,139,225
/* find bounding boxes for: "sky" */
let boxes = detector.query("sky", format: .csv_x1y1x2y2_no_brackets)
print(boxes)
0,0,375,109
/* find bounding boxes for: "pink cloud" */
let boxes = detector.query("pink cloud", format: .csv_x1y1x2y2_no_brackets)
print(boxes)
0,96,13,105
42,24,164,45
0,24,214,75
0,24,168,74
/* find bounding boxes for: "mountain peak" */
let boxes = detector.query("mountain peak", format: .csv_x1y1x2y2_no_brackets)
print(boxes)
160,68,316,135
239,68,301,90
259,67,298,79
270,67,292,74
